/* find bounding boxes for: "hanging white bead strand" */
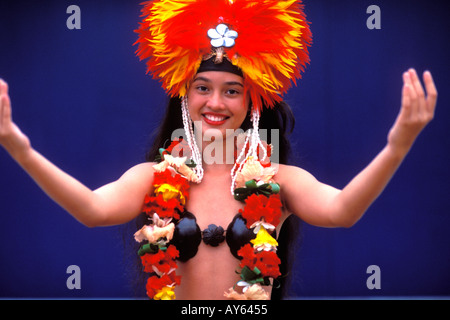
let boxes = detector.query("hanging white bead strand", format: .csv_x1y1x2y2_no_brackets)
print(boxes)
250,107,267,161
230,130,250,195
230,107,268,195
181,96,204,183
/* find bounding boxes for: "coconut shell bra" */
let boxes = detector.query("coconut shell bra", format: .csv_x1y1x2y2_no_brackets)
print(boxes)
172,211,259,261
133,140,283,300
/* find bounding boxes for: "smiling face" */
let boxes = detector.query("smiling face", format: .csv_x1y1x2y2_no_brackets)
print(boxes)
187,71,250,138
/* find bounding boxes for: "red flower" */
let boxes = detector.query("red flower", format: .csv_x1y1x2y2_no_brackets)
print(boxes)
142,193,183,220
254,250,281,278
153,169,189,194
239,194,282,228
153,170,190,200
146,272,182,299
141,245,179,274
165,244,180,258
238,244,281,278
237,244,256,266
141,170,191,219
164,138,191,158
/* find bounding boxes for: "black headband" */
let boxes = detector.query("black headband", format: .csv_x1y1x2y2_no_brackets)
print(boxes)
196,57,244,77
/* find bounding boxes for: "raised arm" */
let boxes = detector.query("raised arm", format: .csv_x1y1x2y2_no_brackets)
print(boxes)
0,79,153,227
278,69,438,228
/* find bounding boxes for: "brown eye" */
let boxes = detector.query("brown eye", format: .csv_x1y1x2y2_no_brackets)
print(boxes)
196,85,208,93
226,89,240,96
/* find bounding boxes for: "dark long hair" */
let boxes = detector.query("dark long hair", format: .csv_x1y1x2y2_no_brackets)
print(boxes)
133,97,301,299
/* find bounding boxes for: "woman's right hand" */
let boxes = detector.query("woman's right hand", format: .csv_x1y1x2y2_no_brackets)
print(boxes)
387,69,437,157
0,79,31,161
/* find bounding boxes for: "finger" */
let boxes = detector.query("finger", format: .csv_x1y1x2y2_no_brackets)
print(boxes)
0,80,5,123
400,81,412,119
409,69,426,101
408,68,429,119
0,80,8,115
0,90,12,123
0,79,8,96
403,70,419,115
423,71,438,115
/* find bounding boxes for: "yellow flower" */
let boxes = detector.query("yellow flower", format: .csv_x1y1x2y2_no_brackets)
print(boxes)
155,183,186,204
250,226,278,248
154,286,176,300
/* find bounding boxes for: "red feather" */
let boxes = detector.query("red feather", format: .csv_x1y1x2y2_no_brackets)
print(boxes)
135,0,312,109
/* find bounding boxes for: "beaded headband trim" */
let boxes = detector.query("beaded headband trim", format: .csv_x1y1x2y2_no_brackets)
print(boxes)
197,57,244,78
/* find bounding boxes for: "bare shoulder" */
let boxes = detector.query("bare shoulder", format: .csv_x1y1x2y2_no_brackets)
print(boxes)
274,163,319,211
274,163,318,185
118,162,156,189
123,162,156,177
90,162,157,226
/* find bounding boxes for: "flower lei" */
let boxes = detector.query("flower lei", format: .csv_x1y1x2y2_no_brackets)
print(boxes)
224,149,282,300
134,139,193,300
134,139,282,300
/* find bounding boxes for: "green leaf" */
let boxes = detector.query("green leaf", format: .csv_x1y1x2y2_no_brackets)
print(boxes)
138,243,159,256
245,180,258,189
270,183,280,194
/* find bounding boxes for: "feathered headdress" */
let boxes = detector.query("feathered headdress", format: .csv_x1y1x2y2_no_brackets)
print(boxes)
135,0,312,111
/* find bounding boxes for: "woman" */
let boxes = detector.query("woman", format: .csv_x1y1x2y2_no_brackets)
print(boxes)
0,0,437,300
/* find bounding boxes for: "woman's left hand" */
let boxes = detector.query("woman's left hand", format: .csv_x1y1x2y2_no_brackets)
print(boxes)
387,69,438,155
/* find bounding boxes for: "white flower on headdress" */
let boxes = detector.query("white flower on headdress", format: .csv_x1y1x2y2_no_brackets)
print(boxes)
207,24,238,48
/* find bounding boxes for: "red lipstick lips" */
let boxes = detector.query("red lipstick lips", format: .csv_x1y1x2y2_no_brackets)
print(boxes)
202,112,229,125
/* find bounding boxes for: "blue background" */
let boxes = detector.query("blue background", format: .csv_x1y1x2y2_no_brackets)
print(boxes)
0,0,449,298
